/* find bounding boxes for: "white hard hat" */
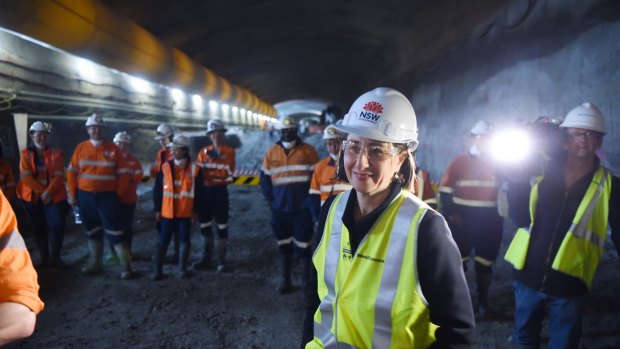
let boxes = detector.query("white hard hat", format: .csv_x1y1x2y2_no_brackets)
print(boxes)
85,114,105,127
323,124,346,140
113,131,132,143
560,102,606,134
168,135,190,148
29,121,52,134
335,87,418,149
155,123,175,140
206,119,227,134
470,120,493,135
276,116,298,130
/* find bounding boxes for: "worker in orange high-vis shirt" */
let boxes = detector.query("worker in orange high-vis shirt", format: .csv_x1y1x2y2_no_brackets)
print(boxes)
152,135,204,280
113,131,143,255
0,140,16,201
67,114,134,279
150,123,180,263
308,124,351,228
194,119,235,273
17,121,68,268
261,116,320,294
438,119,502,315
0,190,44,346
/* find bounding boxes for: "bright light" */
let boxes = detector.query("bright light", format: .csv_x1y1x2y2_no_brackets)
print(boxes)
129,77,151,93
489,129,532,165
171,88,184,99
76,58,97,80
232,106,238,113
240,108,246,117
192,94,203,110
222,104,230,111
209,101,218,109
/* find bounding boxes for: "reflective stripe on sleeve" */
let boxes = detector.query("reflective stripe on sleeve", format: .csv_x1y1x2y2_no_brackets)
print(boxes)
272,175,310,185
78,174,116,181
455,179,497,188
78,160,116,167
270,164,312,174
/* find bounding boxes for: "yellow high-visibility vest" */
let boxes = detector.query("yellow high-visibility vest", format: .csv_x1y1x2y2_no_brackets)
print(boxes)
505,166,611,288
307,190,437,348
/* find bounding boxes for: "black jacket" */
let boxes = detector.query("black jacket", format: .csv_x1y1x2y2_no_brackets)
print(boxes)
302,183,475,348
507,161,620,297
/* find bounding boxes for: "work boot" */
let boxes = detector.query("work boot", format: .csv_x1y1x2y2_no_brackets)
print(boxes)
150,245,165,281
277,254,295,294
114,243,134,279
476,271,496,316
216,238,227,273
178,243,192,278
49,238,68,269
193,231,214,271
81,239,104,275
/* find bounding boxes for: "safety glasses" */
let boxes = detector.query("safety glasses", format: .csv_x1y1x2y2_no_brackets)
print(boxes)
342,140,398,161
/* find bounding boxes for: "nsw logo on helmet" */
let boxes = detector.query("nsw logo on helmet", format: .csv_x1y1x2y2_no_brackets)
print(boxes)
358,101,384,124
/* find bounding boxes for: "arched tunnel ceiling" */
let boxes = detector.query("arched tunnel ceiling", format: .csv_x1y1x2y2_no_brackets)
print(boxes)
100,0,508,110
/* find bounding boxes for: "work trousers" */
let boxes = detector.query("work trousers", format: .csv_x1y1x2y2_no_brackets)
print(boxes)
270,208,313,257
77,189,125,244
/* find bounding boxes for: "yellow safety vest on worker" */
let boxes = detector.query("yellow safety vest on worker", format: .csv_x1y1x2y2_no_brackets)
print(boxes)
308,190,437,348
505,166,611,288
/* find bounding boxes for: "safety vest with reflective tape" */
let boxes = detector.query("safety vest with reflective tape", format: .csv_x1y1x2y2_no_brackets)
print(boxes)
196,144,235,186
504,166,611,288
439,154,498,207
67,140,129,196
308,190,437,349
0,191,44,313
17,147,67,204
309,157,352,205
161,160,199,219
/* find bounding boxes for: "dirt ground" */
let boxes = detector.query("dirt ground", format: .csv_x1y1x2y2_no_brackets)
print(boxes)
5,130,620,348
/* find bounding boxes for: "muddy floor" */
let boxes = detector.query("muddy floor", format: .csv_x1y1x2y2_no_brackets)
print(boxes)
6,185,620,349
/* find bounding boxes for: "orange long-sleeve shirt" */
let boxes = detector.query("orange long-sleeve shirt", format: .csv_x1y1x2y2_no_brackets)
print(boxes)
17,147,67,204
67,140,130,197
118,153,143,204
309,157,351,204
0,190,44,314
196,144,235,186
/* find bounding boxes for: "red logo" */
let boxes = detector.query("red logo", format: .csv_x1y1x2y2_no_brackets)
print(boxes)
363,101,384,114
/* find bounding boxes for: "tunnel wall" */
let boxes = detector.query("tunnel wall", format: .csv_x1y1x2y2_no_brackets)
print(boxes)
412,0,620,179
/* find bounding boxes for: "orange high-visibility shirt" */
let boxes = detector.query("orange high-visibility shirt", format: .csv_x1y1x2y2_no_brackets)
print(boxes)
118,153,143,204
0,190,44,313
309,157,351,204
196,144,235,186
17,147,67,204
67,140,130,197
439,154,499,208
0,159,16,201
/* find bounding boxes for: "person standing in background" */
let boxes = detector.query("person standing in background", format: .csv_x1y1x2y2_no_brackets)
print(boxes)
17,121,68,268
0,139,16,201
193,120,235,273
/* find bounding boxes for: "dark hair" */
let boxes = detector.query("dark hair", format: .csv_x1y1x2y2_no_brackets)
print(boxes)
335,142,415,191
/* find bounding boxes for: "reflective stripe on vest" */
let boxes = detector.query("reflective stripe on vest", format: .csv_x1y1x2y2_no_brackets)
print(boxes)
312,190,436,348
504,167,611,288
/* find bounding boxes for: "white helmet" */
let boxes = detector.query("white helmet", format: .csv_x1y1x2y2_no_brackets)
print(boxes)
85,114,105,127
113,131,132,143
276,116,298,130
335,87,418,149
560,102,606,134
323,124,346,140
470,120,493,135
155,123,175,140
29,121,52,134
168,135,190,149
206,119,227,134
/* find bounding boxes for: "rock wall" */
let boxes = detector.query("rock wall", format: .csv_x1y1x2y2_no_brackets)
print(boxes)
411,0,620,179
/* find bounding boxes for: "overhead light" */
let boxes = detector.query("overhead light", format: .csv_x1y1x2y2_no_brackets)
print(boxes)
222,104,230,111
129,77,151,93
171,88,184,99
209,101,218,109
232,106,238,113
76,58,97,80
192,94,203,110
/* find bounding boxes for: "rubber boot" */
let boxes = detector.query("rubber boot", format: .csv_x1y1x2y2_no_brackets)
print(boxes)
49,238,68,269
476,271,495,316
81,239,104,275
193,231,214,271
104,239,120,266
34,232,49,268
178,243,192,278
216,238,227,273
114,243,134,279
277,254,294,294
150,245,165,281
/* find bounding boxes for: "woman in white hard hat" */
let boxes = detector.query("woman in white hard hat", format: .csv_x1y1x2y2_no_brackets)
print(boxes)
302,88,475,348
16,121,68,268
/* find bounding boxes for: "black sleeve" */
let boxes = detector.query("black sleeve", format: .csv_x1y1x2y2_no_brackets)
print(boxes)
193,170,205,215
308,194,321,224
153,169,164,213
507,179,532,228
418,210,475,349
610,176,620,257
301,195,336,348
439,192,456,216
